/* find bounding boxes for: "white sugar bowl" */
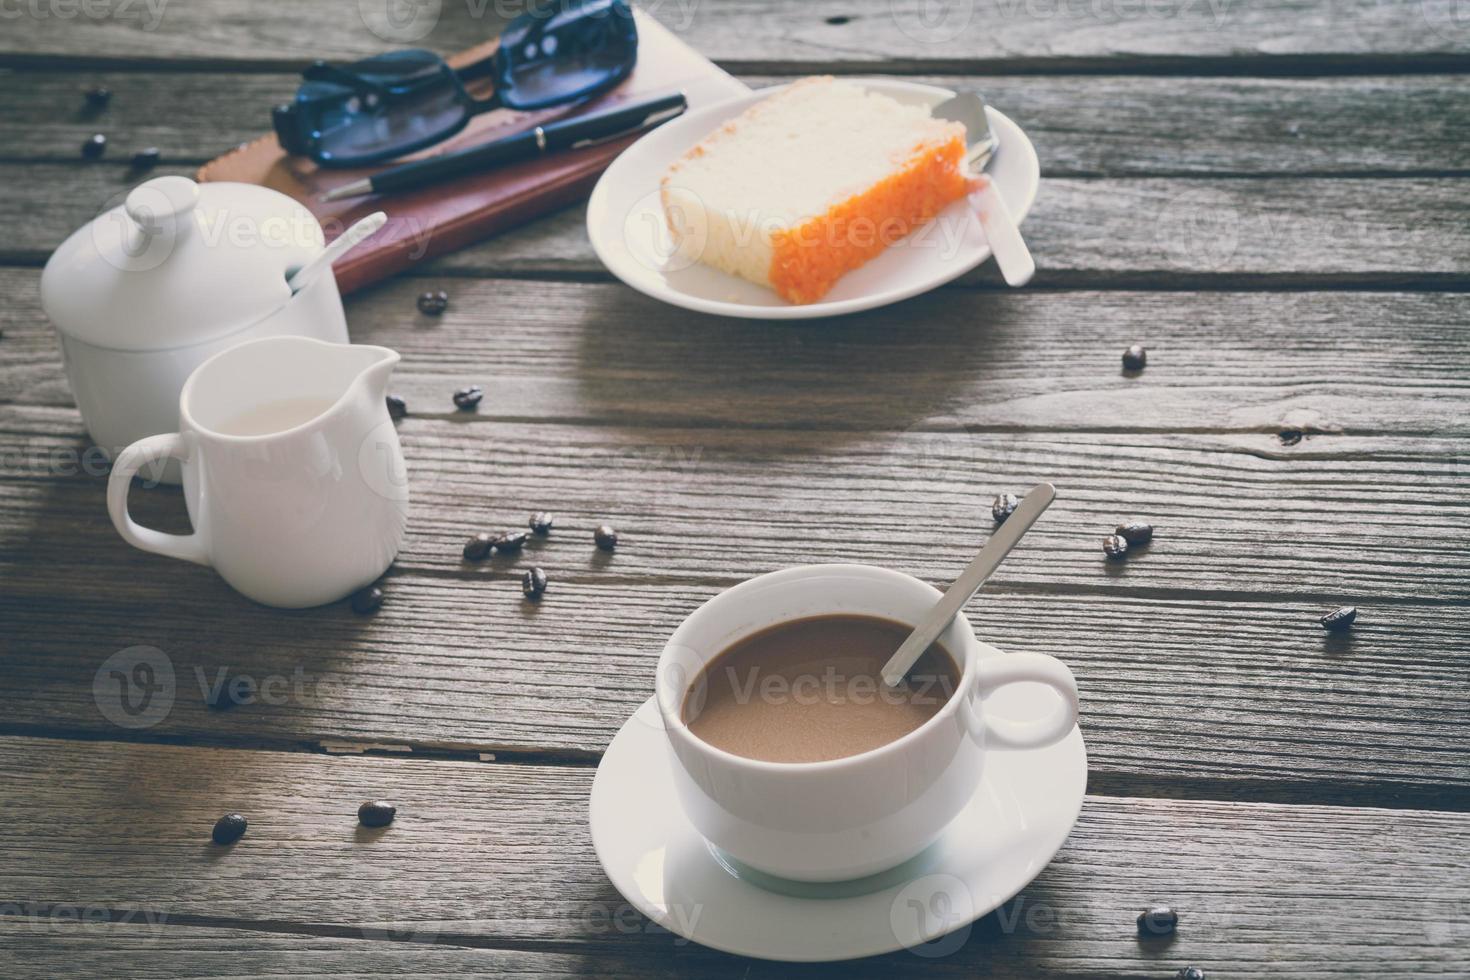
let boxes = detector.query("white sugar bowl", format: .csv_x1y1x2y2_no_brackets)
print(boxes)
40,175,349,483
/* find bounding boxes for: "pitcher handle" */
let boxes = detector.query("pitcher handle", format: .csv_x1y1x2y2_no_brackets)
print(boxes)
107,433,209,566
972,652,1078,750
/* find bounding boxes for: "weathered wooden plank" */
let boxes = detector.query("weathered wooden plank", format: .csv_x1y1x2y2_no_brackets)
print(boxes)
0,737,1466,978
6,271,1470,432
1,397,1466,797
8,70,1467,177
5,165,1466,286
0,0,1465,71
3,402,1467,601
2,569,1467,803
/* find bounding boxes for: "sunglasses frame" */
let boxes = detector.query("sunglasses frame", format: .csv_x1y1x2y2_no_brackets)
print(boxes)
273,0,637,167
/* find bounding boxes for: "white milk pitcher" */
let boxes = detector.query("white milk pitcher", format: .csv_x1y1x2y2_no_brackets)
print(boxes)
106,336,409,608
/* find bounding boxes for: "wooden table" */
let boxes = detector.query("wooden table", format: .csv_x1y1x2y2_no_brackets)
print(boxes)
3,2,1468,976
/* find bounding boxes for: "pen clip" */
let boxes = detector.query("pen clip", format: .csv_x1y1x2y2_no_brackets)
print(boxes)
570,105,686,149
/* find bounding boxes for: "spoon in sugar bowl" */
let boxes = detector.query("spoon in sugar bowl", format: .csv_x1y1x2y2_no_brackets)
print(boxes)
881,483,1056,687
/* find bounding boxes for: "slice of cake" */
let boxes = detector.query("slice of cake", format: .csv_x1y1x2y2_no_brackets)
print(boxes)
660,77,975,305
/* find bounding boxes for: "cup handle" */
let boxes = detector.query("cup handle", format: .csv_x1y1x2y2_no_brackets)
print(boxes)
106,433,209,566
972,652,1078,750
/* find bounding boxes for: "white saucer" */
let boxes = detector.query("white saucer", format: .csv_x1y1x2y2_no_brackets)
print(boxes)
589,696,1087,962
585,80,1041,320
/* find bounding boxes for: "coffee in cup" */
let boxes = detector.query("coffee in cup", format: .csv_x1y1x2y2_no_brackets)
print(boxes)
683,614,961,764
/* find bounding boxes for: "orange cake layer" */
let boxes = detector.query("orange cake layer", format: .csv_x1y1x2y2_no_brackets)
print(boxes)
769,135,971,304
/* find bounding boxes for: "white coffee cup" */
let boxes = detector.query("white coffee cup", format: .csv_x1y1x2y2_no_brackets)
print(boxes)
655,563,1079,883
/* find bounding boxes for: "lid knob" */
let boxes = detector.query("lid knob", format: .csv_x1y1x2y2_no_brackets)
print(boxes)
124,176,200,237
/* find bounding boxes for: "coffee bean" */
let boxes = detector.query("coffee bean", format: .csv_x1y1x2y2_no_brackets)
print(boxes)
1103,534,1129,559
452,385,483,411
1122,344,1147,371
131,146,161,170
350,586,384,614
84,85,112,108
211,812,247,845
992,493,1019,524
1137,905,1179,936
1116,521,1153,545
1174,968,1206,980
81,134,107,159
494,530,529,553
385,394,408,419
417,289,449,315
1320,605,1357,632
529,511,554,535
357,800,397,828
463,532,494,561
594,524,618,551
522,566,548,600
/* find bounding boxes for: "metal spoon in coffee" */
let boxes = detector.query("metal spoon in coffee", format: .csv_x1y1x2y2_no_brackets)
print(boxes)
880,483,1056,688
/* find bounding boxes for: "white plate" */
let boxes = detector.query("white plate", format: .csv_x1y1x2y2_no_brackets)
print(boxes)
585,80,1041,320
589,694,1086,962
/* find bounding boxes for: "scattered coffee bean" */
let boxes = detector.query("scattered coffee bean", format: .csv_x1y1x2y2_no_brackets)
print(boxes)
522,566,548,600
1278,428,1304,446
1174,968,1206,980
494,530,529,553
1122,344,1147,371
529,511,554,535
84,85,112,108
463,532,494,561
351,586,385,614
211,812,248,845
131,146,161,170
992,493,1019,524
1116,521,1154,545
1320,605,1357,632
1103,534,1129,559
357,800,397,828
81,133,107,159
452,385,483,411
1137,905,1179,936
386,394,408,419
417,289,449,315
594,524,618,551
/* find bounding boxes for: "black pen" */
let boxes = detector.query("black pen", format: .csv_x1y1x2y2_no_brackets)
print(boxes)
322,91,688,202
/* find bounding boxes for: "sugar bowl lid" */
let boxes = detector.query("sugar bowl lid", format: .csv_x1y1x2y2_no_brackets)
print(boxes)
41,176,326,352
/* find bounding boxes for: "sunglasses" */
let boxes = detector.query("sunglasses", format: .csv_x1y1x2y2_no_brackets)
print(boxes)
273,0,638,167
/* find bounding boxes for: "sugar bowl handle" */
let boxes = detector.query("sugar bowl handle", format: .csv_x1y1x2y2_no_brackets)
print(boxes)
107,433,209,566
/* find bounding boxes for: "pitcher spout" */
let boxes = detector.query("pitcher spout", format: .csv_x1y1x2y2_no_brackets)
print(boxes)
351,345,400,403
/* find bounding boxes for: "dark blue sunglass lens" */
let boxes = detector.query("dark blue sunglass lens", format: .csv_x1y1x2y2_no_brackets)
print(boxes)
296,50,473,163
497,0,637,110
